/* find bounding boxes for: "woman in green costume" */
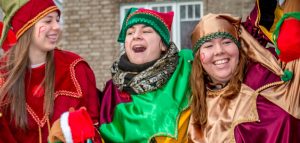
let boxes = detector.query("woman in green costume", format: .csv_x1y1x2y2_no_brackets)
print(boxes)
98,7,193,143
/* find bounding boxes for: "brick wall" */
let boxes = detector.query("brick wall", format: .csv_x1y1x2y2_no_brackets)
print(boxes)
61,0,254,90
204,0,254,20
62,0,120,90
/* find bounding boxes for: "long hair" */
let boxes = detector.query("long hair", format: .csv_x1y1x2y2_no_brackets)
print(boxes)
190,38,248,126
0,26,55,130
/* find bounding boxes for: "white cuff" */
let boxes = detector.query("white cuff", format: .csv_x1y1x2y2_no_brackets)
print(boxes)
60,112,73,143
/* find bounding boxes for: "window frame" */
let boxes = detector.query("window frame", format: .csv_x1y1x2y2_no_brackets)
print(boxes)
177,1,204,49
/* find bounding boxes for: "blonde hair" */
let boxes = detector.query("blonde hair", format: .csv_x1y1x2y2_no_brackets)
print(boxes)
190,38,248,126
0,26,55,130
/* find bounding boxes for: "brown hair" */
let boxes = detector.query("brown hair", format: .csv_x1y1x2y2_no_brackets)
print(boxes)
190,38,248,126
0,26,55,130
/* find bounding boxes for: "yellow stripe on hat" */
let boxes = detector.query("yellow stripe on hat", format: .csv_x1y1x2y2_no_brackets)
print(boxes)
16,6,58,39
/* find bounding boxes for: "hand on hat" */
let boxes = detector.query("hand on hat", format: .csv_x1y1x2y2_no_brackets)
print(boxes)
48,107,76,143
48,107,94,143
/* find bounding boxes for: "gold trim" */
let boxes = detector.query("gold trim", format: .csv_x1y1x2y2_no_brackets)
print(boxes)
39,126,42,143
70,59,83,96
255,81,284,93
26,103,49,127
16,6,58,38
54,58,83,98
26,58,84,128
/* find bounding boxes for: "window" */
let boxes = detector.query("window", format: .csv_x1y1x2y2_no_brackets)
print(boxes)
54,0,63,10
179,2,202,49
120,1,203,50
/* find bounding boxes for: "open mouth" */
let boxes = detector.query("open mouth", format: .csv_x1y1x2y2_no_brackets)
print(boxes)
132,45,146,53
47,34,58,42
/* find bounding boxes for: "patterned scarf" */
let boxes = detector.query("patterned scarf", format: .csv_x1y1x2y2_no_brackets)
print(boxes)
111,42,178,94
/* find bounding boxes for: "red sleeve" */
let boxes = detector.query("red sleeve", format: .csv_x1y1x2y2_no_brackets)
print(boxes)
74,61,102,142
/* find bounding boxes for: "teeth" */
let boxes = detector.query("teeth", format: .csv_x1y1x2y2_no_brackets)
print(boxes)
214,59,228,65
48,35,57,39
133,45,143,48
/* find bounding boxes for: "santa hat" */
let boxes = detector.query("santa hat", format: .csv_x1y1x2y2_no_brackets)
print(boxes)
60,108,95,143
117,7,174,47
273,0,300,62
0,0,60,51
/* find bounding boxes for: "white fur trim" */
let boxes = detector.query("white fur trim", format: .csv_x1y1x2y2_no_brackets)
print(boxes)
60,112,73,143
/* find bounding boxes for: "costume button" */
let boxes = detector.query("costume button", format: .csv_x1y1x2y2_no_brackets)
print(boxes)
0,112,2,118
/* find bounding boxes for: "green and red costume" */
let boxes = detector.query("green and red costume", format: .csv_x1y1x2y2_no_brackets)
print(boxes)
99,43,193,142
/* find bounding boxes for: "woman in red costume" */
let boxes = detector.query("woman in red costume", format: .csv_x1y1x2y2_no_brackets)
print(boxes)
0,0,100,143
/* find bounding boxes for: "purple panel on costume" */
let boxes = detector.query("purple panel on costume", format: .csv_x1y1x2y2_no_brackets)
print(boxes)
244,62,280,90
234,95,300,143
242,5,268,47
99,80,132,124
242,3,258,30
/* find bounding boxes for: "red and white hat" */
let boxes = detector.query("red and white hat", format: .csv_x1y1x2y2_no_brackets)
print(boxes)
117,7,174,47
60,108,95,143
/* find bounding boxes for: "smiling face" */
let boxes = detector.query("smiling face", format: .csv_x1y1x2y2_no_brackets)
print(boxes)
30,11,60,56
198,37,239,84
124,24,167,65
